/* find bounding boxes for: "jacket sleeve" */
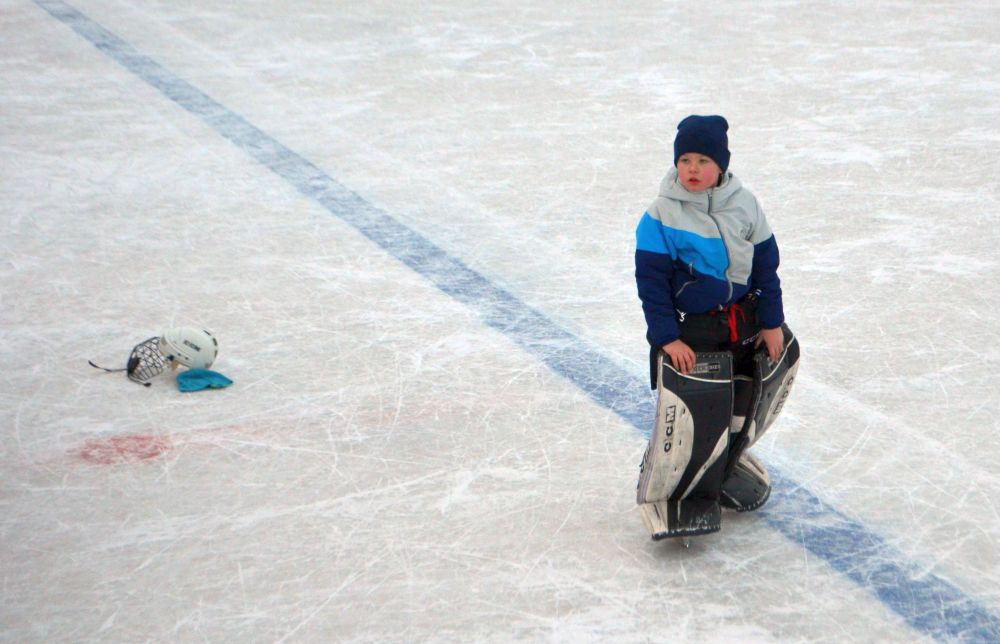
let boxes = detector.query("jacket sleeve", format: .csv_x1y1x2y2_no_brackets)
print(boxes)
750,234,784,329
635,212,680,347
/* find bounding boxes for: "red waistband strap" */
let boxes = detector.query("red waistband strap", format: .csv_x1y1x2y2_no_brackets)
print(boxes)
724,304,746,343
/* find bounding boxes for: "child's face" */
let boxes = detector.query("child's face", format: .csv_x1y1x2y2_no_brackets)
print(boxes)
676,153,721,192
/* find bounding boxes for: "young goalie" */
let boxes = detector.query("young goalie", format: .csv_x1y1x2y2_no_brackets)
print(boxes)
634,115,799,540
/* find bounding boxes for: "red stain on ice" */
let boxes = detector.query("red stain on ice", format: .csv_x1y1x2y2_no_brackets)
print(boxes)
78,434,173,465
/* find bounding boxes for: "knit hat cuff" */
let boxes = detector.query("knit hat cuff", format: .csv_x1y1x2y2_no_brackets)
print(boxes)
673,115,731,173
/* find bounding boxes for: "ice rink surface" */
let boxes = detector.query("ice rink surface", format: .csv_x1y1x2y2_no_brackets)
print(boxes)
2,0,999,641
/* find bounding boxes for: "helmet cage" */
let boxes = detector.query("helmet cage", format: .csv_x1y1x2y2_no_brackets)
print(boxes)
126,336,169,384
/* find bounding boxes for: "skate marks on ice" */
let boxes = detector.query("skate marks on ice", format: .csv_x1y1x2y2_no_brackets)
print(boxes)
34,1,1000,641
765,473,999,642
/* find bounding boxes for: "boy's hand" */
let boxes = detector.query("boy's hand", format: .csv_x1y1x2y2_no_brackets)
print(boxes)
757,327,785,363
662,339,696,375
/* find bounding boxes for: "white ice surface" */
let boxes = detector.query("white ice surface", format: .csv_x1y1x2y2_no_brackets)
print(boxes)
2,1,999,642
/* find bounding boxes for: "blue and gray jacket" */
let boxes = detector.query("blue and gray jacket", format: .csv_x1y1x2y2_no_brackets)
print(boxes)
635,169,784,347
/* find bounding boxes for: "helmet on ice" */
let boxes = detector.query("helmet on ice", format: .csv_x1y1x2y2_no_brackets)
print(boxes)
159,327,218,369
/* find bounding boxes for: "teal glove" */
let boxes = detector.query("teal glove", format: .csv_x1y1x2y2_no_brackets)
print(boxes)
176,368,233,392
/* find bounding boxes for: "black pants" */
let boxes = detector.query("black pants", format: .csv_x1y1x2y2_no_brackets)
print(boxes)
648,297,761,389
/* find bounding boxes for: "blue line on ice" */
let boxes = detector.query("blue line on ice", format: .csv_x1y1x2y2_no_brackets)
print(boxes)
36,1,999,640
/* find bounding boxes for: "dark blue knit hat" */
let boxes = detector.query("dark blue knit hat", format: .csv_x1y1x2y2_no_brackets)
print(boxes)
673,115,730,173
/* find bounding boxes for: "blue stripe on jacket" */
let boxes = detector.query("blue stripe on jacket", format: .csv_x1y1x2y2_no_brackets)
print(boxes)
635,212,728,281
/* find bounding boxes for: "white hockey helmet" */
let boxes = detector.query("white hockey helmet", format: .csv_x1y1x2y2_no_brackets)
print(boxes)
159,327,218,369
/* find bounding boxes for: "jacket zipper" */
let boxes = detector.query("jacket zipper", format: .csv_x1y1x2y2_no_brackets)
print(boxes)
674,266,697,297
706,191,734,302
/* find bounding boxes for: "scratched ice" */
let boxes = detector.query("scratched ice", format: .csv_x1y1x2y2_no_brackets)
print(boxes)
2,1,999,641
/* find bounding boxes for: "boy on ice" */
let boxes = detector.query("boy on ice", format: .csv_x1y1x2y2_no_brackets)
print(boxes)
634,115,799,541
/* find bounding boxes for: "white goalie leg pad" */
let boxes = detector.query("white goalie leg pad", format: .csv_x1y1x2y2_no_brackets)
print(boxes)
636,351,695,506
745,328,800,449
636,352,733,539
718,327,799,513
